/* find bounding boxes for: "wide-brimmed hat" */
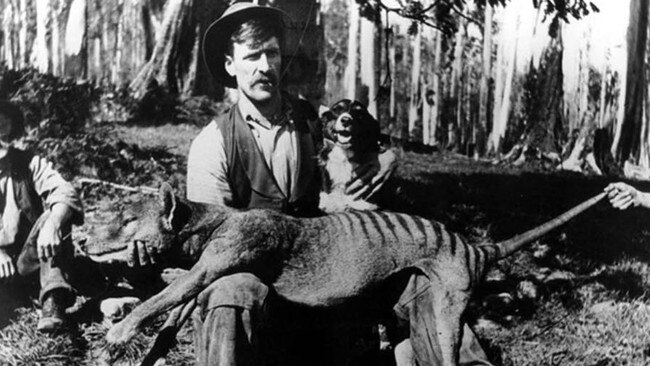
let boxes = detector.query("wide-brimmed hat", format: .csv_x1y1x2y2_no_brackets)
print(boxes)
202,2,291,88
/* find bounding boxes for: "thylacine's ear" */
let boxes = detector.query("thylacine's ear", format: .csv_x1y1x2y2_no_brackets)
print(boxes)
159,183,191,232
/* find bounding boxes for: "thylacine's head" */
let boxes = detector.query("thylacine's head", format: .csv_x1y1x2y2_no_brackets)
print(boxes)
81,183,225,265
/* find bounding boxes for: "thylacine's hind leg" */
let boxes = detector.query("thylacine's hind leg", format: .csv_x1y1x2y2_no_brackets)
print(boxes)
106,241,238,346
394,271,470,366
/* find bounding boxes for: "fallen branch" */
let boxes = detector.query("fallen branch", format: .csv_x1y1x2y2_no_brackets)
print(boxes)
77,177,158,194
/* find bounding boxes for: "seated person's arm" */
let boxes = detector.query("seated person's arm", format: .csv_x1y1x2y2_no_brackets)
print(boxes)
30,156,83,260
187,123,233,206
604,182,650,210
0,219,13,278
345,146,399,201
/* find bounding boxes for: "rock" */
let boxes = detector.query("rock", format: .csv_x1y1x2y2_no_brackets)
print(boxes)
100,297,141,324
516,280,538,301
590,300,617,315
543,270,576,284
531,267,552,282
531,243,551,260
474,318,501,332
484,268,507,283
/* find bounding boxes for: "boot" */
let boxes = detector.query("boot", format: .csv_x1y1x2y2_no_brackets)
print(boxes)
37,289,70,333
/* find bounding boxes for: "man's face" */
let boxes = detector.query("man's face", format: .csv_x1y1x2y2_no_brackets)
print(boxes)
224,36,281,104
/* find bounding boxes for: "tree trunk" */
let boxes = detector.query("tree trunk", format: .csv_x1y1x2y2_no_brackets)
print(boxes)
130,0,195,98
524,37,564,154
389,25,396,121
2,3,15,69
18,0,27,68
34,0,49,73
64,0,87,78
421,27,432,145
429,29,442,146
476,4,493,156
344,0,359,100
614,0,649,162
450,17,466,150
359,15,379,118
488,7,518,155
51,0,62,76
408,27,421,140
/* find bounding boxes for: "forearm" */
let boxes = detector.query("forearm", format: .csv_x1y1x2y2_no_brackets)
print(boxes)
638,191,650,209
48,203,74,226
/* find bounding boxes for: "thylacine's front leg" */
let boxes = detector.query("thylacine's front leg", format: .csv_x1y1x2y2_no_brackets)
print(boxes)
105,242,236,346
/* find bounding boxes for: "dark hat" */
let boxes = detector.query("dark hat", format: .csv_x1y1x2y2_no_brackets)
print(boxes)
0,100,25,144
202,2,291,88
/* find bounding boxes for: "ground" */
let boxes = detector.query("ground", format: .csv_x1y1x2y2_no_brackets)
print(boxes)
1,120,650,365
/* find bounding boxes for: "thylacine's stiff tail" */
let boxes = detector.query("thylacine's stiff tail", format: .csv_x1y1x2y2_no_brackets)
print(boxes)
476,192,606,271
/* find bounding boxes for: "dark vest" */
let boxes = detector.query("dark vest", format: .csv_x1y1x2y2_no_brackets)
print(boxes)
216,97,322,217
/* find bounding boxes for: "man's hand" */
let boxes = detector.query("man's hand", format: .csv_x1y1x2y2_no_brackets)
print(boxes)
604,182,650,210
0,248,15,279
36,203,73,262
126,240,158,268
346,148,399,200
36,216,64,261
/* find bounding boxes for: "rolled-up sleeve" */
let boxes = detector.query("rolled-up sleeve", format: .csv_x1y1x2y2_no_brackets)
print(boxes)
29,155,84,225
187,121,233,206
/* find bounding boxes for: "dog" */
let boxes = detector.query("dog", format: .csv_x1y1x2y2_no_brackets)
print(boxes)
318,99,383,212
100,183,605,365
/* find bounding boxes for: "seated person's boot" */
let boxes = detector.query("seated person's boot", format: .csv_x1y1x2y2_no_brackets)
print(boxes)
37,289,71,333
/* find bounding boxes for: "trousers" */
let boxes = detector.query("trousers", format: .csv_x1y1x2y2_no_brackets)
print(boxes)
192,272,493,366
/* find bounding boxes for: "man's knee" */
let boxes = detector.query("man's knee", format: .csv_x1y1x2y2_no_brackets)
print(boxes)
197,273,270,315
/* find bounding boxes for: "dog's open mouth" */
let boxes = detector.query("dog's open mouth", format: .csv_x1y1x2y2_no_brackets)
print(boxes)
334,130,352,145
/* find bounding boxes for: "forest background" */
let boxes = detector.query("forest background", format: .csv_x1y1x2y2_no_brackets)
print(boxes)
3,0,649,174
3,0,650,365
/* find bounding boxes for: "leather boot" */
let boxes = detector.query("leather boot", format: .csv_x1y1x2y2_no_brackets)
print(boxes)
37,289,69,333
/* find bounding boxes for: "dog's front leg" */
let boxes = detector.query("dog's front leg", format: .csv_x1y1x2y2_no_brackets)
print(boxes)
106,243,234,346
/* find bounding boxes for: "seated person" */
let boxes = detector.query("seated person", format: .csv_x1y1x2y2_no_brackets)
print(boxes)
0,100,83,332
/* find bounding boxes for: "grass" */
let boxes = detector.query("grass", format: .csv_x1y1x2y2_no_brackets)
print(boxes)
2,124,650,365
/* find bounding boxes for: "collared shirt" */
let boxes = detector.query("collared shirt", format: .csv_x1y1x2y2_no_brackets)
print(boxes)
187,98,300,206
0,155,83,247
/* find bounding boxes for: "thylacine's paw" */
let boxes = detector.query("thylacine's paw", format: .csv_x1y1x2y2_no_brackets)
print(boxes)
105,319,139,347
161,267,189,284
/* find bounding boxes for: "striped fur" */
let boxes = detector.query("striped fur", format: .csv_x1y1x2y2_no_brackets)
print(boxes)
104,184,605,365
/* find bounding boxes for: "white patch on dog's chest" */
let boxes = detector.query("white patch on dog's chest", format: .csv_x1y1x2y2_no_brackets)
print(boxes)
325,146,356,192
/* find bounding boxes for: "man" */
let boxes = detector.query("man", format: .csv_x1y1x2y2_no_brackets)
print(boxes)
0,100,84,332
186,3,492,366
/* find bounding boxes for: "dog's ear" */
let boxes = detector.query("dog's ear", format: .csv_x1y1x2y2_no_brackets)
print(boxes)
320,110,337,140
159,183,191,232
318,105,330,118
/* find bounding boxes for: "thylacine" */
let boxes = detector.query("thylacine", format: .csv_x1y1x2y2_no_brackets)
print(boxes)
99,183,605,365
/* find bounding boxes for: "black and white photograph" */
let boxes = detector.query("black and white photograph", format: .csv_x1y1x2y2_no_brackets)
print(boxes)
0,0,648,365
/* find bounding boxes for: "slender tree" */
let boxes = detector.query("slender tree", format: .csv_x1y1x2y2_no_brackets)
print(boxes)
408,26,421,140
345,0,360,100
476,3,493,156
613,0,649,162
360,14,379,117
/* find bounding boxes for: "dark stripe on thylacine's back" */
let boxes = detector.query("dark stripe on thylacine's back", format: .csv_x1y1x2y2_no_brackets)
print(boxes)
348,211,371,244
364,212,387,247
